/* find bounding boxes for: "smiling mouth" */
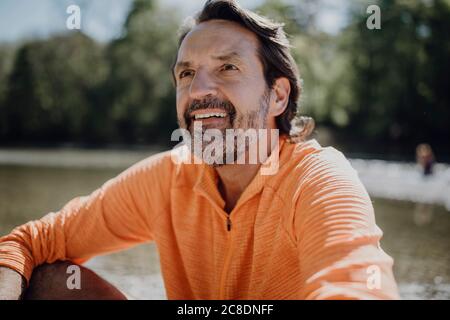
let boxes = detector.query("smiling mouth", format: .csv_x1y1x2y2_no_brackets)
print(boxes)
192,112,228,120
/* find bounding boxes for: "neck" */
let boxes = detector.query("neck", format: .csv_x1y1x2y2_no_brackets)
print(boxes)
216,163,261,214
216,131,280,213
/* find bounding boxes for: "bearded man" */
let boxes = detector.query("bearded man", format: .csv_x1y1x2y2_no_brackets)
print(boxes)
0,0,399,300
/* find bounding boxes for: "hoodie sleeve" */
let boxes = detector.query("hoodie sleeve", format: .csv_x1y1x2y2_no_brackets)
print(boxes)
294,148,400,300
0,151,172,284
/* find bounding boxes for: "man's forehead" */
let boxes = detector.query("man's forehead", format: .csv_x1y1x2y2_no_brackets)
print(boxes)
176,20,259,62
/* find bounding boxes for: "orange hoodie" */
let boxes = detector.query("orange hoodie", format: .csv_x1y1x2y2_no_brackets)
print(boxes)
0,136,399,299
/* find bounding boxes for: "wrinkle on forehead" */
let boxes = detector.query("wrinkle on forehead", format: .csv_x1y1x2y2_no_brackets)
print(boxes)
176,19,260,64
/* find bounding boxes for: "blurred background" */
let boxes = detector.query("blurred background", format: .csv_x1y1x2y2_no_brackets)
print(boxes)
0,0,449,299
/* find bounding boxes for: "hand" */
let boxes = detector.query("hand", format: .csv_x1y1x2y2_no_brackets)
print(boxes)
0,267,27,300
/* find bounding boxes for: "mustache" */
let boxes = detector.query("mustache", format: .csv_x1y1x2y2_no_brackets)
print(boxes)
184,97,236,125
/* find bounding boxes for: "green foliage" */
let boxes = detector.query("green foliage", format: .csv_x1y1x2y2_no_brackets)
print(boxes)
105,0,179,144
291,33,354,127
0,0,179,146
0,44,16,139
259,0,450,149
345,0,450,145
1,32,108,143
0,0,448,151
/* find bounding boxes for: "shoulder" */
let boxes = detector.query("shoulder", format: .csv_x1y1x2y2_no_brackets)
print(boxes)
279,139,369,211
280,139,359,190
295,143,358,183
114,145,202,186
105,149,177,192
122,149,175,176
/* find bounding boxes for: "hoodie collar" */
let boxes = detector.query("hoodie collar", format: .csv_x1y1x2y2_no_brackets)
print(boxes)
193,134,290,213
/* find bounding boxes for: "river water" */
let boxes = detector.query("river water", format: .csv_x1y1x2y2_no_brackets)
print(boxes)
0,149,448,299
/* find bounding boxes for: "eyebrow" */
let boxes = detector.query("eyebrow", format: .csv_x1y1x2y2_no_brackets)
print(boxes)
211,51,241,62
173,51,242,75
173,61,191,75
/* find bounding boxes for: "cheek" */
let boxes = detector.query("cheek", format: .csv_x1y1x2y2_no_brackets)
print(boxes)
176,90,188,119
225,79,267,110
231,92,261,114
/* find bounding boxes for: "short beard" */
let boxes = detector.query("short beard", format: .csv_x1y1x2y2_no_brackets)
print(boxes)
184,89,271,167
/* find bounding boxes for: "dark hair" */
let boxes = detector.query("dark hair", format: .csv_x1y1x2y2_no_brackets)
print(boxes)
172,0,314,141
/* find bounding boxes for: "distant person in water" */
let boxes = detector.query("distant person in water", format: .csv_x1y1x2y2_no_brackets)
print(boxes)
413,143,435,226
416,143,435,176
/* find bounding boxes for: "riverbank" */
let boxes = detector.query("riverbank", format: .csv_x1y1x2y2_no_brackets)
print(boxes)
1,147,449,210
350,159,450,211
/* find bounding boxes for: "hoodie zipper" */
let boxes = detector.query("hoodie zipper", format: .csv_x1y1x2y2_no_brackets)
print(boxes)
226,215,232,231
219,214,233,299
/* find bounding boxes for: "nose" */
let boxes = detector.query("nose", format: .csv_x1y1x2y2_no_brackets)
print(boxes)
189,68,218,100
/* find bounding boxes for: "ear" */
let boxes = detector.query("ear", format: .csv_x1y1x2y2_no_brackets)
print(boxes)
268,77,291,117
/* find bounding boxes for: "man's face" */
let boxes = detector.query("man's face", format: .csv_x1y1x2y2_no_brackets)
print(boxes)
174,20,274,164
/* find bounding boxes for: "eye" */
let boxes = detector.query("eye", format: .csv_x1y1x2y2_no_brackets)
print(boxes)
179,69,194,79
220,64,238,72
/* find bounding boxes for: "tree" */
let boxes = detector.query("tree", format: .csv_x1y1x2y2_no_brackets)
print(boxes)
2,32,108,144
104,0,179,145
0,45,16,141
344,0,450,147
256,0,353,127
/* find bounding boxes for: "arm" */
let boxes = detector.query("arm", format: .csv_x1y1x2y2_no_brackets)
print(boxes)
294,149,400,299
0,267,26,300
0,152,171,295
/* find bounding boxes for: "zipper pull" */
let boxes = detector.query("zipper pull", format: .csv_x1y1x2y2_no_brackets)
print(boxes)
226,216,232,232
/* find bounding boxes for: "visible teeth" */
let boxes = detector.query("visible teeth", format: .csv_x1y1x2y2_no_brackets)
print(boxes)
194,112,227,120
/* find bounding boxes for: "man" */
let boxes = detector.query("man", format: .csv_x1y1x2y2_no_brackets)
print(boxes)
0,0,399,300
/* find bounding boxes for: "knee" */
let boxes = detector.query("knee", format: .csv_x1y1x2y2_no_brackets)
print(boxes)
28,261,73,290
25,261,81,300
29,261,73,285
24,261,127,300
